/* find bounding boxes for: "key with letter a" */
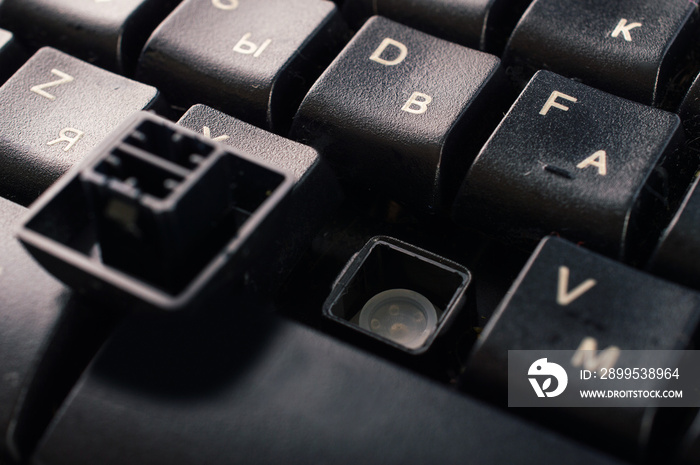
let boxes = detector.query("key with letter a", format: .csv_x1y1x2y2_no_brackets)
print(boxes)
136,0,347,133
502,0,700,105
290,16,503,212
452,71,685,261
0,47,159,206
462,236,700,458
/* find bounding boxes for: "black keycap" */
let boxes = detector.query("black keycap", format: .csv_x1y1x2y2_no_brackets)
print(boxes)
463,236,700,456
32,298,630,465
0,47,159,206
0,0,178,74
341,0,532,53
19,112,294,312
503,0,700,105
177,104,343,290
452,70,684,260
648,175,700,290
290,16,503,212
136,0,347,133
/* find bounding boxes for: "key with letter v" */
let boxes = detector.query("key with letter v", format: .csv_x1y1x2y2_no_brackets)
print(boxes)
462,236,700,457
556,266,596,306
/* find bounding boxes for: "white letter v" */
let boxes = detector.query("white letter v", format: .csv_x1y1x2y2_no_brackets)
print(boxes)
557,266,596,306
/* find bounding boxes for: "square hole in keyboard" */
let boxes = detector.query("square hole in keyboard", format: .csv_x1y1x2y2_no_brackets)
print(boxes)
323,236,472,354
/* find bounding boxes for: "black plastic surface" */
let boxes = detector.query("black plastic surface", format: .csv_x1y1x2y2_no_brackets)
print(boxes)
341,0,531,53
0,28,27,85
291,16,503,212
679,71,700,150
0,0,179,74
18,112,295,311
0,197,114,463
464,236,700,458
452,70,684,261
136,0,347,133
0,47,159,206
177,104,343,291
503,0,700,105
648,175,700,290
32,296,630,465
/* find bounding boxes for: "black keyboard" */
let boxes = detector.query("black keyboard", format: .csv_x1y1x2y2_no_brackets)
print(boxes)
1,1,700,464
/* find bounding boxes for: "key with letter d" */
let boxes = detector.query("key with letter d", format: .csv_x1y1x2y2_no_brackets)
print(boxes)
290,16,503,212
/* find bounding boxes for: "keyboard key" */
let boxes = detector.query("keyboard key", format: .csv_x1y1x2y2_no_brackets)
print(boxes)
503,0,700,105
136,0,347,133
290,16,502,212
648,175,700,290
0,196,68,461
679,71,700,146
322,236,473,355
341,0,532,52
680,411,700,464
0,47,159,206
463,236,700,456
452,70,684,260
177,104,343,290
0,0,178,74
19,112,294,312
32,300,630,465
0,28,27,84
